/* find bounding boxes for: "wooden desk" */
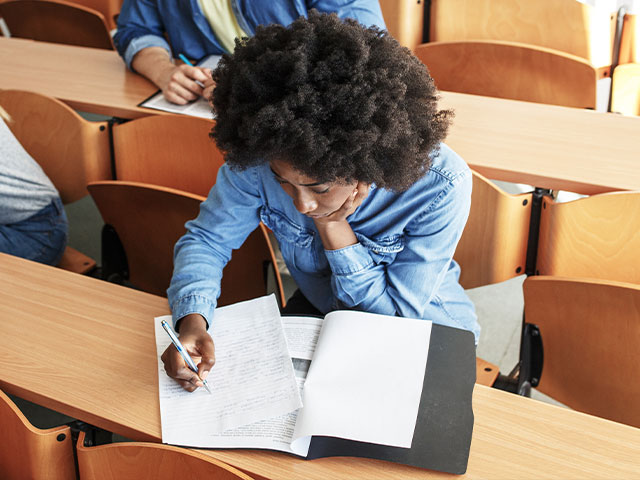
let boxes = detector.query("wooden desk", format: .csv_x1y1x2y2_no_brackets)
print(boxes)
0,37,157,119
1,253,639,479
2,36,638,195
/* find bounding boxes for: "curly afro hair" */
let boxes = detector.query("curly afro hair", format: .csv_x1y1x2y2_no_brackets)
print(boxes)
210,10,452,191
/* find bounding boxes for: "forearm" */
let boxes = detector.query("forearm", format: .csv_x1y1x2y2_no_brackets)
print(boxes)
314,220,357,250
131,47,174,86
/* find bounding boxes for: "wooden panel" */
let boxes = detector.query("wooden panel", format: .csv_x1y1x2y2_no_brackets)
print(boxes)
415,40,598,108
429,0,615,67
0,0,114,50
67,0,122,30
0,89,112,203
524,276,640,428
379,0,424,50
113,115,221,197
1,253,640,478
619,13,639,64
475,357,498,387
0,389,76,480
77,431,253,480
611,63,640,116
454,170,531,289
536,192,640,283
57,246,97,274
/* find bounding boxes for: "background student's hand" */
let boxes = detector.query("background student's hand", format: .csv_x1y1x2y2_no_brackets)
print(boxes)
156,64,212,105
161,313,215,392
131,47,212,105
202,76,216,107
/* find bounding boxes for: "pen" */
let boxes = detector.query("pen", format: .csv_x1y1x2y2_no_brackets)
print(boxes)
178,54,205,88
161,319,213,395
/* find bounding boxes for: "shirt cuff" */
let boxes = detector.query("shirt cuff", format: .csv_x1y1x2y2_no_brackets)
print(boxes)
171,294,216,331
324,243,374,275
124,34,172,71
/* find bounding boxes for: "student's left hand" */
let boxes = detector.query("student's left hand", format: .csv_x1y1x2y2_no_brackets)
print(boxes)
314,181,370,225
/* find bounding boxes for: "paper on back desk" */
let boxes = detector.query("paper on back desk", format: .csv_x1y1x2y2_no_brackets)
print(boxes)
154,294,302,446
291,310,431,450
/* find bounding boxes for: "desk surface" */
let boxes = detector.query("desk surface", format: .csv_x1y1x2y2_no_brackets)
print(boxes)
1,253,639,479
2,37,639,195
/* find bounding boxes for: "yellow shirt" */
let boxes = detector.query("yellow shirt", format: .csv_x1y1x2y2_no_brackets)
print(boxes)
198,0,248,53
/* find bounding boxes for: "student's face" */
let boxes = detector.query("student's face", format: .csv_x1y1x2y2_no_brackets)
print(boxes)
269,159,358,218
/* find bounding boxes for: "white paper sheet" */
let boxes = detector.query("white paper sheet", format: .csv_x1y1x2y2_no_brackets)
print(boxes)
140,55,222,119
292,310,431,449
281,316,323,360
155,295,302,446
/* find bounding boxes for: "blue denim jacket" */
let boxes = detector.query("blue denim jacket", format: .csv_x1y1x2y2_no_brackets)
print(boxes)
114,0,386,69
168,143,480,342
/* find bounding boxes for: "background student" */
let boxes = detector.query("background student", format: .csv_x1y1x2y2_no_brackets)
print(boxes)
161,12,479,392
114,0,385,105
0,106,68,266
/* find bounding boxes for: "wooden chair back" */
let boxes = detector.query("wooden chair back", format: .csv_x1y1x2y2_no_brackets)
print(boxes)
87,181,285,306
429,0,615,68
65,0,121,30
611,63,640,116
0,389,76,480
0,89,111,273
523,276,640,428
76,430,253,480
112,115,222,197
454,170,531,289
619,12,639,64
0,0,114,50
415,40,598,109
536,191,640,284
378,0,424,51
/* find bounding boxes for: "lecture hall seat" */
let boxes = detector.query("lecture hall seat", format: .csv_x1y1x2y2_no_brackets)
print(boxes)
0,389,76,480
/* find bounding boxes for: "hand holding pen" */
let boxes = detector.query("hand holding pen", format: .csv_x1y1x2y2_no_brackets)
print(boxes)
161,315,215,394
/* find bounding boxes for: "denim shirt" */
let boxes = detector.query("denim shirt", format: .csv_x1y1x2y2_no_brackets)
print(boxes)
114,0,386,70
168,143,480,342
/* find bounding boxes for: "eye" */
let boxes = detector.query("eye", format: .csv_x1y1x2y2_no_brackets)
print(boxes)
312,187,331,194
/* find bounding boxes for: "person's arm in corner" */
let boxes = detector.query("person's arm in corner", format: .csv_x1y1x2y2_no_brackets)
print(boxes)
311,0,386,29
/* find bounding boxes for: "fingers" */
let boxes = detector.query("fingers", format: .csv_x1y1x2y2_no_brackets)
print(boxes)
162,65,210,104
161,344,204,390
160,330,216,392
195,335,216,379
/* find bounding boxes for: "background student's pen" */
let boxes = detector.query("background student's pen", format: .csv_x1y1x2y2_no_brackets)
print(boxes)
178,54,205,88
161,319,213,395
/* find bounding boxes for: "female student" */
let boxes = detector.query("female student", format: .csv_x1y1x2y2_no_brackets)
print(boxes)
162,12,479,391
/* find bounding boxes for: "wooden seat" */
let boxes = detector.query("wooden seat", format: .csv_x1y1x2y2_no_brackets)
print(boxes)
112,115,221,197
522,276,640,428
0,89,112,274
76,430,253,480
611,63,640,116
619,12,639,64
88,180,285,306
0,389,76,480
415,40,599,109
455,170,532,289
536,191,640,284
429,0,615,69
0,0,114,50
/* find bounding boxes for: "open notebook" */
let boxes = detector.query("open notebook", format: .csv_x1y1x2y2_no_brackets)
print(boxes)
154,294,475,474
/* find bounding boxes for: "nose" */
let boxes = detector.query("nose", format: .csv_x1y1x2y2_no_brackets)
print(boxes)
292,190,318,214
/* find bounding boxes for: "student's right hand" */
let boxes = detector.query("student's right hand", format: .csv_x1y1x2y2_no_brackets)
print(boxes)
161,313,215,392
156,64,212,105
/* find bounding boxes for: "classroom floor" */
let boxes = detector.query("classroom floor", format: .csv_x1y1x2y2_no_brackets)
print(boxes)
12,190,564,436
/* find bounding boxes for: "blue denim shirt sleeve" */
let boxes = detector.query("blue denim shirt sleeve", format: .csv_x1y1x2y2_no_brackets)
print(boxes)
325,168,473,321
166,164,262,329
114,0,172,70
309,0,386,29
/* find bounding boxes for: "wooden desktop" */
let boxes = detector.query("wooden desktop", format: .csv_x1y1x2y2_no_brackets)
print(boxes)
1,253,639,479
1,37,639,196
